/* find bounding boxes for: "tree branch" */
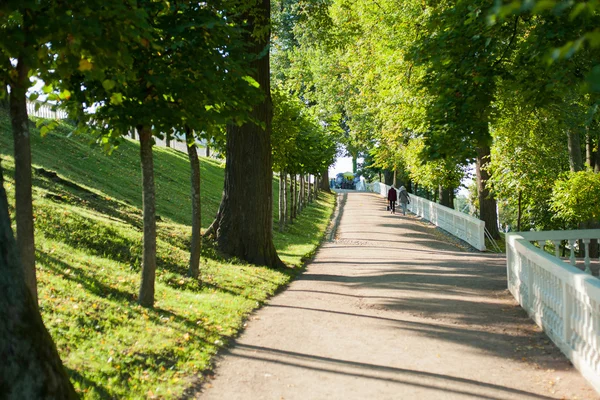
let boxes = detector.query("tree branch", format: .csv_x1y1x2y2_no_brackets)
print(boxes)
492,15,520,69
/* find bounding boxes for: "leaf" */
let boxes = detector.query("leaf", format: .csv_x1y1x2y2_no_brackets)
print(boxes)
78,59,93,72
585,30,600,48
532,0,557,13
110,93,124,105
59,89,71,100
102,80,116,91
29,93,40,101
42,84,53,94
569,3,588,20
40,126,49,137
242,76,260,88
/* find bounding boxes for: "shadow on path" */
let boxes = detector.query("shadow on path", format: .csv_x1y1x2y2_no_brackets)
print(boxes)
226,343,555,400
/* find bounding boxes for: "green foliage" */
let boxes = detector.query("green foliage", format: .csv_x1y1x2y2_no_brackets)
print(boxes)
271,83,336,177
57,1,262,144
551,170,600,225
0,0,150,97
403,137,465,192
489,0,600,95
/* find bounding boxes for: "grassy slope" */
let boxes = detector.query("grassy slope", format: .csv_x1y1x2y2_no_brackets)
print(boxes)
0,110,334,399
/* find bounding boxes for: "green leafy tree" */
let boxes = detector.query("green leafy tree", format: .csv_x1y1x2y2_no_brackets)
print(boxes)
0,0,148,303
551,169,600,226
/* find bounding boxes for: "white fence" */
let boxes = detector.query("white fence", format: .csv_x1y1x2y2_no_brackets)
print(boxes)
24,100,217,158
26,100,68,120
367,182,486,251
506,230,600,393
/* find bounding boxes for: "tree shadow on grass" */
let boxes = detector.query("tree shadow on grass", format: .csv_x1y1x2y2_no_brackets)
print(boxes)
67,368,113,399
38,250,136,303
32,172,145,231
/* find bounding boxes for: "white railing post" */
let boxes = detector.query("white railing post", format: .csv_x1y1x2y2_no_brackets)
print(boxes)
506,229,600,394
570,240,577,266
584,239,592,274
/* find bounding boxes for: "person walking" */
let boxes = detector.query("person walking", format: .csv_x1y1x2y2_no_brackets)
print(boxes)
387,185,397,214
398,186,410,215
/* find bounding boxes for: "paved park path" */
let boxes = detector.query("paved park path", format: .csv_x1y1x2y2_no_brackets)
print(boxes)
198,192,598,400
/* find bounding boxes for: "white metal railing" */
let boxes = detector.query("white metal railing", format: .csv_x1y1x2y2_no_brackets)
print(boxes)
367,182,486,251
506,229,600,393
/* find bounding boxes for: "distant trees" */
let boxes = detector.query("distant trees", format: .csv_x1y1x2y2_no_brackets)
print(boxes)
278,0,600,238
272,86,336,231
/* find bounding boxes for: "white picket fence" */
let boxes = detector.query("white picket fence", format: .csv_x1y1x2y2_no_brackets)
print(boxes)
506,230,600,393
367,182,486,251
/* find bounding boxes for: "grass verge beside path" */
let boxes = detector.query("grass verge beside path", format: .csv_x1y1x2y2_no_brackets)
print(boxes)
0,110,335,399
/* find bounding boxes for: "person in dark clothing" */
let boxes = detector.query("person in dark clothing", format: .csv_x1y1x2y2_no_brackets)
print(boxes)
387,186,397,214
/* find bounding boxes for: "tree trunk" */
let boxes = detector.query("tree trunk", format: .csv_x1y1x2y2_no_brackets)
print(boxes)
278,172,284,232
186,126,201,279
567,129,583,172
165,135,171,148
383,170,393,186
439,185,453,208
596,131,600,173
283,172,288,227
206,145,210,158
0,163,78,399
319,168,331,193
476,144,500,239
305,175,309,203
210,0,283,268
392,168,398,187
1,84,9,110
517,190,522,232
9,57,36,304
137,125,157,307
352,155,357,174
289,174,293,223
586,128,594,169
298,174,304,213
308,175,312,202
294,174,298,220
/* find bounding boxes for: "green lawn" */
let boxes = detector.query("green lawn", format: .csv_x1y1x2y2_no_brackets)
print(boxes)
0,109,335,399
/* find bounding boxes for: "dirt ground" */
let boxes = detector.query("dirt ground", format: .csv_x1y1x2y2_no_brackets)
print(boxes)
196,192,599,400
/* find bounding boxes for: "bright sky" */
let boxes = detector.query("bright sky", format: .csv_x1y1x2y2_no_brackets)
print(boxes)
328,156,360,177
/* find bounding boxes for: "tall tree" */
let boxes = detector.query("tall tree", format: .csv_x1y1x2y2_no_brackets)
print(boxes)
210,0,285,268
0,0,148,303
0,162,77,399
186,126,202,278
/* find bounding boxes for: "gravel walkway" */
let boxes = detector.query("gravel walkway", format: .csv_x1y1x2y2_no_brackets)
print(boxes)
197,192,598,400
